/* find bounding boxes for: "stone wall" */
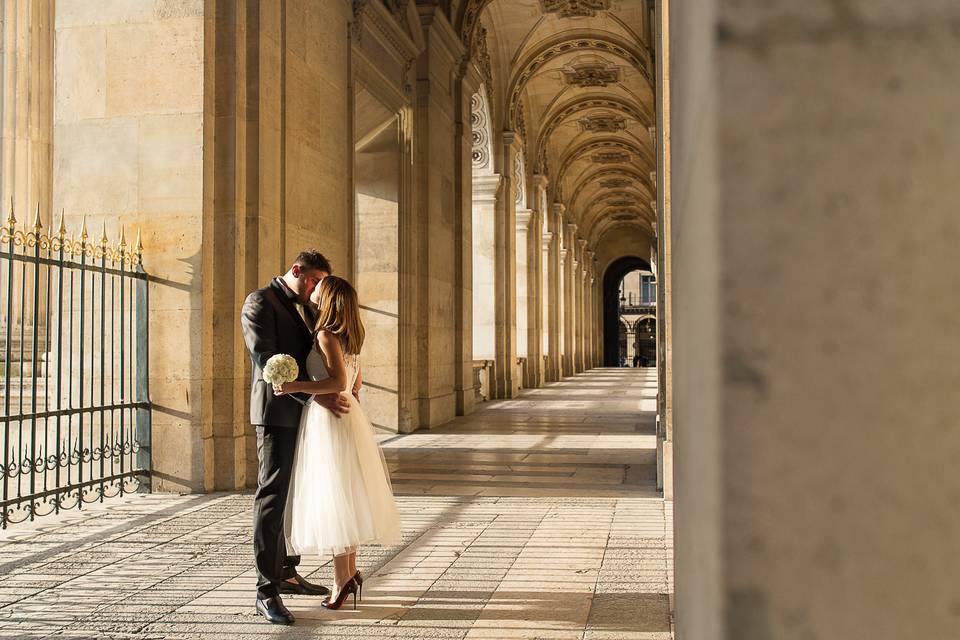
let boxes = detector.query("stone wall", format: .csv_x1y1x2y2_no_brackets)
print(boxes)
54,0,205,492
671,0,960,637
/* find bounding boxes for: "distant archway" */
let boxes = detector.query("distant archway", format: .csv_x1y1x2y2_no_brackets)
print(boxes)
603,255,651,366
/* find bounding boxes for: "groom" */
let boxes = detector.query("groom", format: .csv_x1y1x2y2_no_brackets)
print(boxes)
240,250,351,625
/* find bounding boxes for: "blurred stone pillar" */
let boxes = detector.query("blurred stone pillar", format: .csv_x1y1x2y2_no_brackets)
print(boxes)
493,131,518,398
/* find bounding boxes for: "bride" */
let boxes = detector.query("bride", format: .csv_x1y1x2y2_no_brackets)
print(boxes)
274,275,402,610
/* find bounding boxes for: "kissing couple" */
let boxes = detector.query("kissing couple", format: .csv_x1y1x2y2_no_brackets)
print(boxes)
240,250,401,625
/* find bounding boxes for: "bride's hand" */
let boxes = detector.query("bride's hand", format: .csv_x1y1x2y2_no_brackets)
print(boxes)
273,382,293,395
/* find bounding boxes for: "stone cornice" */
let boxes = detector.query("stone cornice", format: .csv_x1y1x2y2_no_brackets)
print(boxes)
418,5,464,66
353,0,420,63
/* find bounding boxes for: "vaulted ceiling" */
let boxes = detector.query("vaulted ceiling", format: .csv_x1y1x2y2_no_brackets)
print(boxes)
454,0,656,249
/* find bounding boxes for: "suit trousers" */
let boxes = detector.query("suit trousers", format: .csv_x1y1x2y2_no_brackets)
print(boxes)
253,424,301,598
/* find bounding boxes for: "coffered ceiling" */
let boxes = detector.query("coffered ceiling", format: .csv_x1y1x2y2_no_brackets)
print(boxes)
454,0,656,247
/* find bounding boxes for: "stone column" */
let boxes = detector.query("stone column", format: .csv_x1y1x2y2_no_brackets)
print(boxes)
524,208,543,388
410,5,467,424
454,63,483,417
540,228,553,381
564,222,578,376
1,0,54,219
515,206,531,365
577,238,588,372
558,242,568,377
493,131,518,397
548,202,564,381
584,251,595,369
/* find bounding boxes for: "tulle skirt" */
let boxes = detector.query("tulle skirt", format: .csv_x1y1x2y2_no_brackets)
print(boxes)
284,395,402,557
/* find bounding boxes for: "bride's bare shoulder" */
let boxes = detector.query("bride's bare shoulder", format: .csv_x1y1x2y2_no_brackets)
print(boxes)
315,330,342,352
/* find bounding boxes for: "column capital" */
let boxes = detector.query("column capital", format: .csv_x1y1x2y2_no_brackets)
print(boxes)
515,208,532,231
577,238,587,250
565,222,577,235
560,248,567,263
502,130,517,147
532,174,549,190
541,231,553,250
473,173,503,201
551,202,566,216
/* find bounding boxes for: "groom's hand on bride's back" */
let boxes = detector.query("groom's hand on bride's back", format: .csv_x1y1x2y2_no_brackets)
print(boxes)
313,392,351,417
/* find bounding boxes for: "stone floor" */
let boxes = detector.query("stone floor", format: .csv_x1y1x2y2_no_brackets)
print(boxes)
0,368,673,639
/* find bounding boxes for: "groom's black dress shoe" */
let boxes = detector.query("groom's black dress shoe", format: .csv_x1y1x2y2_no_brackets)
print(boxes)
277,574,331,596
256,595,295,625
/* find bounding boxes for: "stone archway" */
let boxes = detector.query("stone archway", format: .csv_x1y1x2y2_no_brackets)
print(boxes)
602,255,651,366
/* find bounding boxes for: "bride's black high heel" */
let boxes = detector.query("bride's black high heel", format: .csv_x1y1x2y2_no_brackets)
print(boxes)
352,571,363,601
321,578,358,611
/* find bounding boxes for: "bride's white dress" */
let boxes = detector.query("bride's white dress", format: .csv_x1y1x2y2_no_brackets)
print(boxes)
284,346,402,556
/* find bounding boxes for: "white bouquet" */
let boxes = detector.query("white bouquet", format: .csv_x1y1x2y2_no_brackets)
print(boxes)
263,354,299,388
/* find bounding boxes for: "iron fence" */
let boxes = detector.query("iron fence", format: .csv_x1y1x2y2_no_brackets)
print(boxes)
0,206,150,528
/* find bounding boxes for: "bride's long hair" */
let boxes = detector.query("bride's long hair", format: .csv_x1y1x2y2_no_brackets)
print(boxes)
313,276,365,355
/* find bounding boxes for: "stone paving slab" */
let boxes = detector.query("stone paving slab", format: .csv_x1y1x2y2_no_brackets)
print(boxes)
0,369,672,639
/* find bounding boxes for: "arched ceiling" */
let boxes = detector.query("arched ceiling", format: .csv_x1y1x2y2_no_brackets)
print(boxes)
455,0,656,251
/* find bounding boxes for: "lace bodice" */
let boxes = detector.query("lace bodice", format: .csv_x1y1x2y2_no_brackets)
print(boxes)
305,342,359,390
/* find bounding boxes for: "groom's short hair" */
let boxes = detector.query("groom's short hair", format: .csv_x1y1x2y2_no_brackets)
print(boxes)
294,250,332,275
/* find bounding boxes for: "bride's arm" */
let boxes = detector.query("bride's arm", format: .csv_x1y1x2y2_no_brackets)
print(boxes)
277,331,348,396
352,362,362,401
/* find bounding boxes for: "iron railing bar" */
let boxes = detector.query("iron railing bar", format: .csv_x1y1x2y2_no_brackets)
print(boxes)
119,254,126,486
17,260,27,503
43,237,53,499
54,240,65,515
0,470,151,510
99,250,106,502
67,267,74,492
29,231,42,519
0,402,150,423
78,241,85,507
3,251,148,279
110,266,116,484
2,237,13,530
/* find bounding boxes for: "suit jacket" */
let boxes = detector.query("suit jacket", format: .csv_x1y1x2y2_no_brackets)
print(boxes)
241,279,316,427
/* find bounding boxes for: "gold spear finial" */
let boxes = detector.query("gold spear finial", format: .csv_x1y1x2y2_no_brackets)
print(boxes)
118,225,127,248
32,203,42,231
134,227,143,256
100,220,109,247
79,215,88,243
7,197,16,228
56,210,66,239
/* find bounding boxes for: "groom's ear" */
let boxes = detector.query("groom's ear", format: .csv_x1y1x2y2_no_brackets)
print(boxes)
291,264,301,278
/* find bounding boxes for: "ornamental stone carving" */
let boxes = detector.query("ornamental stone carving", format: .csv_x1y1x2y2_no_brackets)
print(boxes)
562,61,621,87
579,113,627,133
592,151,630,164
471,91,492,170
540,0,611,18
600,178,630,189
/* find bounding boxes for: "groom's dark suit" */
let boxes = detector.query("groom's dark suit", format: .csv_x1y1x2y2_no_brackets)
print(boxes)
241,278,315,599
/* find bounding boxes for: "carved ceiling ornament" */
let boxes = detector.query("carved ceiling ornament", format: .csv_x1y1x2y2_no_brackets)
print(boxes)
593,150,630,164
540,0,612,18
534,95,653,173
473,24,493,88
471,88,493,171
556,138,653,191
568,168,655,219
600,178,630,189
562,60,621,88
578,112,626,133
515,149,527,207
506,35,651,129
